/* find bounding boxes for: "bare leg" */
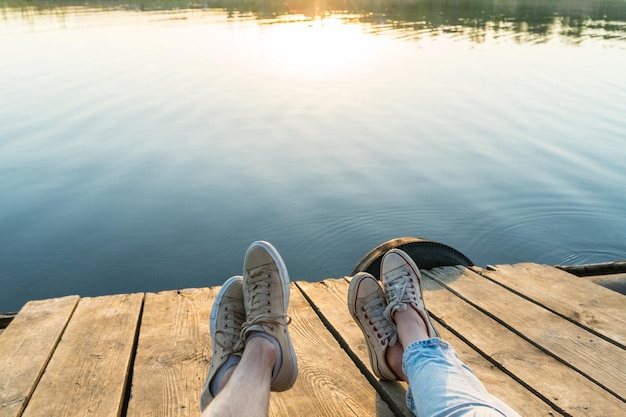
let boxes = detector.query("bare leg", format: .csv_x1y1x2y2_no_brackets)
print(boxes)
202,337,277,417
385,342,406,380
384,307,429,379
395,308,430,348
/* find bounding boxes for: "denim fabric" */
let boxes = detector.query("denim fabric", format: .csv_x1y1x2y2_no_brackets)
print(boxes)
402,339,522,417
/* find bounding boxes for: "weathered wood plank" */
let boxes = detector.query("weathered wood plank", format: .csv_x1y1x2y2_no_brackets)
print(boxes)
421,267,624,417
435,326,562,417
297,279,418,416
297,278,559,417
126,288,215,417
426,266,626,400
21,293,143,417
0,296,79,417
473,263,626,346
268,283,395,417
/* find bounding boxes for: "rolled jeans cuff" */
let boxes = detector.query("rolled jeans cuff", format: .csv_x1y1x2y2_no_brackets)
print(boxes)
401,338,521,417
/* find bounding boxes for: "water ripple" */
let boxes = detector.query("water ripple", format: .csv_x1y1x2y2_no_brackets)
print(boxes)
1,4,626,311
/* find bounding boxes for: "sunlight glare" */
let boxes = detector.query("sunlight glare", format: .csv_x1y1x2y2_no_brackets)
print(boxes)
255,16,390,79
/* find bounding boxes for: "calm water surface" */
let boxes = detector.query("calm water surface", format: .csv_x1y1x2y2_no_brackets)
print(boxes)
1,1,626,311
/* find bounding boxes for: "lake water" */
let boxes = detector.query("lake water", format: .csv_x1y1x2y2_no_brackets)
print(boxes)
1,0,626,312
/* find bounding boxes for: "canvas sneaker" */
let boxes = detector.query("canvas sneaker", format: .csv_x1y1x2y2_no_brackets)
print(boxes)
381,249,440,338
241,241,298,391
348,272,399,380
200,275,246,411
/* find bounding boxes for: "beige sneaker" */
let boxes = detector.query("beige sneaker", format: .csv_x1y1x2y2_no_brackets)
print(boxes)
200,276,246,411
348,272,399,380
241,241,298,391
381,249,440,338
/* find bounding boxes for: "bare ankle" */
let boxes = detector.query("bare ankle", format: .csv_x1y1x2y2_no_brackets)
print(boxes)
385,343,406,381
393,305,420,325
395,307,430,346
246,336,278,366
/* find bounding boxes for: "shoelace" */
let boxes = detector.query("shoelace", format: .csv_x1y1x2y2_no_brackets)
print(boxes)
383,269,417,321
215,299,246,356
241,265,290,336
362,297,398,346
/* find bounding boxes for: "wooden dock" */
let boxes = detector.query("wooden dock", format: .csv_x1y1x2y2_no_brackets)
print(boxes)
1,263,624,417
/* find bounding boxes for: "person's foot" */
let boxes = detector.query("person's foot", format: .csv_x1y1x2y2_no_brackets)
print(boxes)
241,241,298,391
200,276,246,411
380,249,440,338
348,272,400,380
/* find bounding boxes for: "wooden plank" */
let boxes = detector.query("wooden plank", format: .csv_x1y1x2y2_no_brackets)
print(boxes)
427,266,626,400
126,288,215,417
297,278,558,417
296,279,412,416
268,283,395,417
21,293,143,417
435,326,562,417
420,267,625,417
473,263,626,346
0,296,79,417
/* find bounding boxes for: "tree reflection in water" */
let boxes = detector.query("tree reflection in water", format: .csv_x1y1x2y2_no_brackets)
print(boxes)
3,0,626,46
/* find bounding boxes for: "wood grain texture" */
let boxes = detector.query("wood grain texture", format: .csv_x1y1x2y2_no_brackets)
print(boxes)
421,267,624,417
435,325,562,417
21,293,143,417
298,278,560,417
426,266,626,400
126,288,215,417
298,278,414,417
7,262,623,417
0,296,79,417
473,263,626,346
268,283,394,417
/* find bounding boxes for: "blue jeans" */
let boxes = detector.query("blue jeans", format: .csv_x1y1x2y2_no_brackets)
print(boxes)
403,339,521,417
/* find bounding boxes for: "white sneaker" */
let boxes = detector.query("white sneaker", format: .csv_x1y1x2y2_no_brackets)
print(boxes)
241,241,298,391
200,276,246,411
348,272,399,380
381,249,440,338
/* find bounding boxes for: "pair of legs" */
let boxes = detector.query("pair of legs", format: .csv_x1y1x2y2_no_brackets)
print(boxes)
349,249,521,417
201,242,520,417
200,241,297,417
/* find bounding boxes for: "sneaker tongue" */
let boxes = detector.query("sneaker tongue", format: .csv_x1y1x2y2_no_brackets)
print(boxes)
248,263,275,279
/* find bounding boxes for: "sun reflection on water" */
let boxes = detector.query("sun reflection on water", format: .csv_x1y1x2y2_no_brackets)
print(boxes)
254,16,394,79
1,2,626,312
